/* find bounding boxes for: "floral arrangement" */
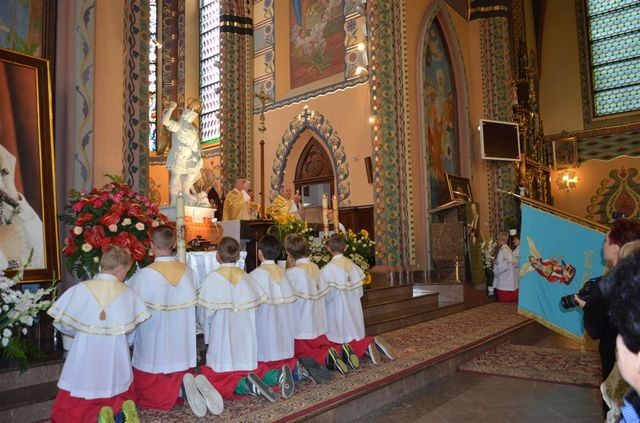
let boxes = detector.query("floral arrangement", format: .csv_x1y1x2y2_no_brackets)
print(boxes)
267,214,314,260
310,229,375,287
481,238,497,270
59,177,170,279
481,238,497,287
0,252,56,370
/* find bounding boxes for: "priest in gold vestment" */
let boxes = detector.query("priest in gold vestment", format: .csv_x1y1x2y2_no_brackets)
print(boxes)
222,179,252,220
269,187,303,220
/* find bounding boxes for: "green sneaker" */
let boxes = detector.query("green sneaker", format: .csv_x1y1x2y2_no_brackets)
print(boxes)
98,406,114,423
341,343,360,370
121,400,140,423
326,347,349,375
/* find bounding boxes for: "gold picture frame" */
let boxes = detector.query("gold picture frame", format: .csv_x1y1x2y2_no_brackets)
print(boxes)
552,136,579,170
446,174,473,202
0,48,59,283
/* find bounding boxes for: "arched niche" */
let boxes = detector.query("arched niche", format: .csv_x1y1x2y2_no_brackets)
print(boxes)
270,107,351,206
294,137,335,208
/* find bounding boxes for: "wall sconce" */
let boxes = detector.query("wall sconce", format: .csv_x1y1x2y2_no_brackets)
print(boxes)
556,170,579,191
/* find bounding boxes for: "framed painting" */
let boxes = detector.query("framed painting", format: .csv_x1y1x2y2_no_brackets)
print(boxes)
552,136,579,170
446,174,473,202
0,0,57,62
0,48,59,283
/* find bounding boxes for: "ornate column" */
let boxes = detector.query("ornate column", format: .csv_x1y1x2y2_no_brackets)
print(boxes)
470,0,517,236
219,0,253,193
367,0,413,266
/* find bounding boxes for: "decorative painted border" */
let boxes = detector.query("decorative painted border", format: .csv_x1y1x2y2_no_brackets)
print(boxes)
122,0,150,193
270,107,351,206
73,0,96,191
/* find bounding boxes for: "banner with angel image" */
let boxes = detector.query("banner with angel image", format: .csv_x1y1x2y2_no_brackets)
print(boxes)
518,204,606,340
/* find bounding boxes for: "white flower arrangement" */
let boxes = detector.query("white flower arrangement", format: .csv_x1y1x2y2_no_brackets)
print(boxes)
481,238,497,270
0,251,56,369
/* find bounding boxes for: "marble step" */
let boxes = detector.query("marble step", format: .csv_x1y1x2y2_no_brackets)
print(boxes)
0,381,56,422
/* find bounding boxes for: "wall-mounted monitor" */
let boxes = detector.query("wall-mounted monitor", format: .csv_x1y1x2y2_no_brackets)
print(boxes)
479,119,521,162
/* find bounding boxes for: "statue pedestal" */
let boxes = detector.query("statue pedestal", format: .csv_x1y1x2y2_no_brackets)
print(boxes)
160,206,222,245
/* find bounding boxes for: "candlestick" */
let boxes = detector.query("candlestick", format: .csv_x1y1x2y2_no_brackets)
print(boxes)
176,192,186,263
455,256,460,282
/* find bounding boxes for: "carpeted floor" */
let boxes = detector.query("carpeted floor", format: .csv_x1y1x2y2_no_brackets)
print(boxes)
458,342,601,387
138,302,528,422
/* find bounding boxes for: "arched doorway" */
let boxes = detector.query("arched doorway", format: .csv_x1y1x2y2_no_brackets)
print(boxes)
294,138,335,222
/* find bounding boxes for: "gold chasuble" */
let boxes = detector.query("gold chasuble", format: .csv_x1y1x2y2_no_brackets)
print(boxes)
269,195,291,217
222,189,250,220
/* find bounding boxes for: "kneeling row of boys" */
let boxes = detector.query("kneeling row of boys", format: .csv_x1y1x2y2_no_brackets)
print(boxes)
48,226,395,422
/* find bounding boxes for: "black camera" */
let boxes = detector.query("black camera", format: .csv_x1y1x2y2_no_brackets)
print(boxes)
560,277,598,309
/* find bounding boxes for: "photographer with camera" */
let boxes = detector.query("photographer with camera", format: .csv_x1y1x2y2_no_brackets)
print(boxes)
574,219,640,385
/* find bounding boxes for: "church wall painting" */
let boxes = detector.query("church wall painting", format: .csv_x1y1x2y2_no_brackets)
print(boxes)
423,19,460,209
289,0,346,90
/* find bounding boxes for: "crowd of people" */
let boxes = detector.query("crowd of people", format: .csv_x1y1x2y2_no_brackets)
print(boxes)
47,226,395,422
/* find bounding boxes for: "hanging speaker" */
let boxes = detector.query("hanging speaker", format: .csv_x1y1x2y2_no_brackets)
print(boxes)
364,156,373,184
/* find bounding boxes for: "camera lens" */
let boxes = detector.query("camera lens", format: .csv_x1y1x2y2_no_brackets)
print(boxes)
560,294,579,309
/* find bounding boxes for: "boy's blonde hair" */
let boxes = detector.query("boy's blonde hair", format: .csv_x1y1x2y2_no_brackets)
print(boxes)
218,237,240,263
100,245,133,272
284,233,307,259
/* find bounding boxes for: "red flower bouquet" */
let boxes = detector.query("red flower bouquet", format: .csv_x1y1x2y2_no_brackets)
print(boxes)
59,177,170,279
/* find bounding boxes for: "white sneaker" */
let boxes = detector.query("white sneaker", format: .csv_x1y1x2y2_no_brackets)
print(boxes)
374,336,397,360
195,374,224,415
182,373,207,417
367,342,381,365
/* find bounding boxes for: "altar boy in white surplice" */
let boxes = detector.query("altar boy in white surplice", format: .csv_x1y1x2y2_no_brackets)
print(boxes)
127,224,222,417
250,234,296,362
199,237,286,403
320,234,397,367
248,235,297,399
48,245,150,423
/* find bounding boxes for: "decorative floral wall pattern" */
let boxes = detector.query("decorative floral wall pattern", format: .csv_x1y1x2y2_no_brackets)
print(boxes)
586,167,640,223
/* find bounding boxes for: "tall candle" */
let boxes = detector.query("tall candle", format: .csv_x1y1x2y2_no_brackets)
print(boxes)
322,193,329,233
332,195,339,229
176,192,186,263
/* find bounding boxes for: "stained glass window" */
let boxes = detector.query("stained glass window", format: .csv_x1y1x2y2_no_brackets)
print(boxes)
200,0,221,146
148,0,158,151
586,0,640,116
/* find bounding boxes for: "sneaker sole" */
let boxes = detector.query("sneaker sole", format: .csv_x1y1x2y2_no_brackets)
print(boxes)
98,406,114,423
342,344,360,369
281,365,295,398
367,343,381,365
327,349,349,375
195,374,224,415
375,337,397,360
247,372,278,403
299,357,330,384
183,373,207,417
121,400,140,423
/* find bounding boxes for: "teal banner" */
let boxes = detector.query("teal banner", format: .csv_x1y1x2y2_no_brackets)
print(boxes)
518,204,606,340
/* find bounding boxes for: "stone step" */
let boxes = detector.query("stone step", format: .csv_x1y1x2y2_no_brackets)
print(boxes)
0,381,56,422
363,292,440,319
365,301,465,336
0,359,63,393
